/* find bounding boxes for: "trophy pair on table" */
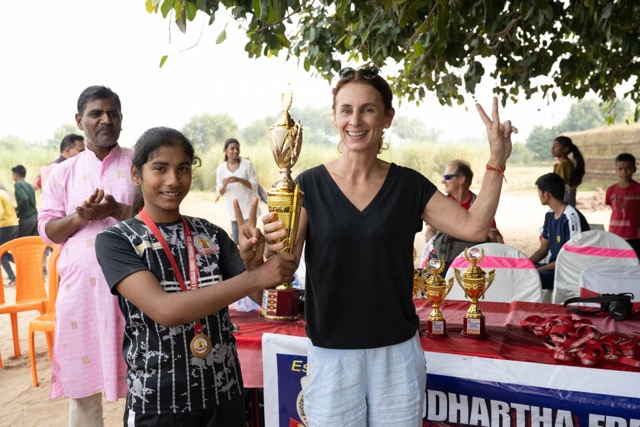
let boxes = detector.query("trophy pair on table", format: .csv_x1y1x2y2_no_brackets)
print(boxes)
418,247,495,338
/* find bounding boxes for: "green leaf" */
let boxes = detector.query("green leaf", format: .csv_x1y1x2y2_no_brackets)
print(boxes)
160,1,172,18
159,55,168,68
252,0,262,20
345,35,355,49
259,0,270,21
267,1,278,23
145,0,157,13
216,26,228,44
173,0,182,16
272,0,287,21
175,11,187,33
185,2,197,21
412,41,425,56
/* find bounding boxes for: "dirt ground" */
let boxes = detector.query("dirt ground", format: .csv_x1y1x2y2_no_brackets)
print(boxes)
0,168,612,426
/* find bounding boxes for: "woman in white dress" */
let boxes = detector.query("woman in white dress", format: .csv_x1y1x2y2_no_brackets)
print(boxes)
216,138,260,244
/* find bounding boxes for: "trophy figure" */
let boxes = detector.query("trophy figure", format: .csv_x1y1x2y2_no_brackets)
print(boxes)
421,257,453,337
451,247,495,338
412,248,423,297
261,91,304,320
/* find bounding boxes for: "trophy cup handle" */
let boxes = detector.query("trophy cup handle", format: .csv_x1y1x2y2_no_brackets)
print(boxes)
445,278,454,297
453,269,466,297
412,270,420,298
483,269,496,298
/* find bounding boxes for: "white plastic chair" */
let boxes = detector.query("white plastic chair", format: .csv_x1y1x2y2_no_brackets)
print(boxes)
552,230,640,304
443,242,542,302
579,265,640,300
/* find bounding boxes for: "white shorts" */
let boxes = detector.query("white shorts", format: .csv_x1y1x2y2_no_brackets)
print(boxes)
303,332,426,427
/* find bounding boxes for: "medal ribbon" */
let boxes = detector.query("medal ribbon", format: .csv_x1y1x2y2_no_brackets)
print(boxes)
520,315,640,368
139,208,203,334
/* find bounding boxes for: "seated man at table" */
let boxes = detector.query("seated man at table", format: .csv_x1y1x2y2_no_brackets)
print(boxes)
421,160,503,273
528,173,590,294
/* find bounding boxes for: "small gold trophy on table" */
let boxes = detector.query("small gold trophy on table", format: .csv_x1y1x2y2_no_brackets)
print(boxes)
261,91,304,320
451,247,495,338
420,257,453,338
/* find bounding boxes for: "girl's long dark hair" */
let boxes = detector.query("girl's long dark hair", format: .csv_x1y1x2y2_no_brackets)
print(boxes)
555,136,585,187
131,127,201,214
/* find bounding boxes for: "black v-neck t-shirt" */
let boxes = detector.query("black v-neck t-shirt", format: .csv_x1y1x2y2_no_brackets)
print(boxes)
297,163,436,348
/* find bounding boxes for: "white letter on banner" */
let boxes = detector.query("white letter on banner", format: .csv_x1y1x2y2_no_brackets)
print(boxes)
427,390,447,421
490,400,510,425
469,397,490,425
511,403,529,424
605,416,628,427
531,405,554,425
448,393,469,424
630,418,640,427
555,410,574,427
589,415,605,427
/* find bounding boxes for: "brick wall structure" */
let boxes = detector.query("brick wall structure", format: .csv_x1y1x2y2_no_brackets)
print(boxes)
564,124,640,183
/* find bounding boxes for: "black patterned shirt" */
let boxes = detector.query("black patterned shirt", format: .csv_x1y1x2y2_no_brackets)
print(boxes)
96,216,245,414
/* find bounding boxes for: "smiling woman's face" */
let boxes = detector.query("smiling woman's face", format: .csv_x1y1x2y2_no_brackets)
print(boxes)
332,81,394,155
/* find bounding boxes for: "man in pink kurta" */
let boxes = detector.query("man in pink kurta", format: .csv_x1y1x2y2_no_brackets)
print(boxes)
38,86,134,426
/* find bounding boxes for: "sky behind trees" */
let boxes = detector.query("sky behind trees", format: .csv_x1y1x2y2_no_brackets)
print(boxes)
0,0,579,147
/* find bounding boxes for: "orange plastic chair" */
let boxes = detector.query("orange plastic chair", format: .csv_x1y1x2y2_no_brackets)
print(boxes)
28,245,60,386
0,236,56,364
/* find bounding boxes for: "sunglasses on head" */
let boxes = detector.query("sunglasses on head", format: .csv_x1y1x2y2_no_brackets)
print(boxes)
443,174,459,180
338,66,380,80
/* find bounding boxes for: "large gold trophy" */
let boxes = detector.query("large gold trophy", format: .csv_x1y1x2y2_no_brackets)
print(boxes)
451,247,495,337
261,91,304,320
420,257,454,337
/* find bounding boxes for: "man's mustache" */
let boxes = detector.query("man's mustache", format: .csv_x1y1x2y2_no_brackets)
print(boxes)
96,125,116,133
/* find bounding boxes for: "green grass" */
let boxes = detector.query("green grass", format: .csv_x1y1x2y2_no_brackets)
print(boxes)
202,141,493,191
0,146,57,190
1,142,605,196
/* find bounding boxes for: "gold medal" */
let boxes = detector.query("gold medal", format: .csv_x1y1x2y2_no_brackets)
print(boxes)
190,332,212,358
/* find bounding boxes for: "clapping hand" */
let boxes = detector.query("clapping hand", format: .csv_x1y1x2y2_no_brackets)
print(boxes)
76,188,123,221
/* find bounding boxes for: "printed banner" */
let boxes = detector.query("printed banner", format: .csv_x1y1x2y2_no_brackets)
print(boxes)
262,334,640,427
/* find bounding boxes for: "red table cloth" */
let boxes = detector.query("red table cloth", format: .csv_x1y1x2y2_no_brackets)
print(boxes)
231,299,640,388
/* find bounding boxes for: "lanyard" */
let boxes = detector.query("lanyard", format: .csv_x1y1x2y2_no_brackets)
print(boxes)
139,208,198,291
139,208,203,333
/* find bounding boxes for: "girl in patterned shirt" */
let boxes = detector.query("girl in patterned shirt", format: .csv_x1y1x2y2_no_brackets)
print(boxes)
96,126,296,426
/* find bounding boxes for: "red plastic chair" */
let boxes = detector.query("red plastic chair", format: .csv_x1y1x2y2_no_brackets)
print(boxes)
28,245,60,386
0,236,56,364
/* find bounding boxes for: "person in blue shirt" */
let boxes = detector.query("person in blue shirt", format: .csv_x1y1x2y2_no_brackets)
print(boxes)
529,173,590,292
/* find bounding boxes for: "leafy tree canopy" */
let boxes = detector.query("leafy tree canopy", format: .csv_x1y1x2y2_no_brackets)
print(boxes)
240,106,337,147
181,112,239,153
393,116,430,142
145,0,640,117
525,98,634,160
0,135,27,152
48,124,81,150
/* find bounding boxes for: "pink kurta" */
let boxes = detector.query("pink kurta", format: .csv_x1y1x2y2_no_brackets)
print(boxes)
38,145,134,401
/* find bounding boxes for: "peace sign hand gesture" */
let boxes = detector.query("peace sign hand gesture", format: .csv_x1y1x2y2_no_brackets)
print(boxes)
234,197,265,271
475,96,516,168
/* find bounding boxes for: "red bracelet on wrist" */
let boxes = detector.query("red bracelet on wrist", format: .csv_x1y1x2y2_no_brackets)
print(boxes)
486,164,507,183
